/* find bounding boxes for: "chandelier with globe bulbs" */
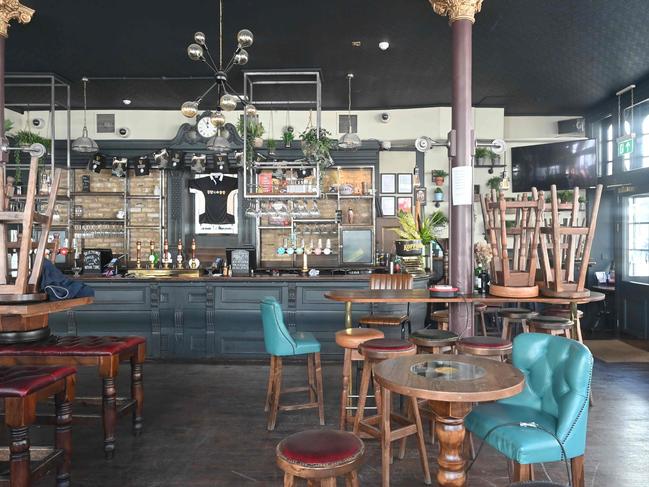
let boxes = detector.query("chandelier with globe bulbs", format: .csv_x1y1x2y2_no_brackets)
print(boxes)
180,0,258,128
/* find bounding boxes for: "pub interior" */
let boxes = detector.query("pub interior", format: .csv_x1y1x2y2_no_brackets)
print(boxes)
0,1,646,486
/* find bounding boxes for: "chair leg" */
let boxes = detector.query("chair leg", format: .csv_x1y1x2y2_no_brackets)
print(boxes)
409,396,432,485
345,470,360,487
512,462,532,481
283,472,296,487
501,318,510,340
407,320,412,336
268,357,283,431
320,478,336,487
479,311,487,336
307,353,316,403
400,322,406,340
130,356,144,437
265,355,275,413
102,377,117,459
314,353,325,426
55,388,72,487
353,358,373,434
9,426,30,487
571,455,585,487
340,349,352,430
522,319,530,333
463,431,475,461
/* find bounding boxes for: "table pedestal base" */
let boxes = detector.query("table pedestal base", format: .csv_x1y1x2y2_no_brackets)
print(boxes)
0,314,50,344
431,400,472,487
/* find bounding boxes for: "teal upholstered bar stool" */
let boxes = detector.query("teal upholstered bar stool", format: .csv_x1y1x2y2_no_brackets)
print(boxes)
261,297,325,431
466,333,593,487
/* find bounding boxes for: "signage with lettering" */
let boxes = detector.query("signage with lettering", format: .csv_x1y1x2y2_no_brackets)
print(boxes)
230,249,250,277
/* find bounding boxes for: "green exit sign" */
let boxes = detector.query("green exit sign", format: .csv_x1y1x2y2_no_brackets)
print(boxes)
617,136,634,157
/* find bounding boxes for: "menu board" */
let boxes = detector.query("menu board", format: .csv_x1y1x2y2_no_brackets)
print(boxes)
230,249,250,276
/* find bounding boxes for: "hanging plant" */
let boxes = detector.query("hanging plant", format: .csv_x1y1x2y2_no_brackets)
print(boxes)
282,126,294,148
267,138,277,153
237,116,265,168
12,130,51,184
486,176,502,191
300,126,336,187
432,169,448,186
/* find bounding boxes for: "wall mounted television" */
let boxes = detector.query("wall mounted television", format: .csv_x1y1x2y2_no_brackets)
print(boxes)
511,139,598,192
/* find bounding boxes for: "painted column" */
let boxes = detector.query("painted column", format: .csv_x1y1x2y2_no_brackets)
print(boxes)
431,1,483,337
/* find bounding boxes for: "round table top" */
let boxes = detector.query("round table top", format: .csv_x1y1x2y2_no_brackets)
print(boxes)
373,353,525,403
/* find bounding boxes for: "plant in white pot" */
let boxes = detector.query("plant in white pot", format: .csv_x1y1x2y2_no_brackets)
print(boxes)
433,187,444,202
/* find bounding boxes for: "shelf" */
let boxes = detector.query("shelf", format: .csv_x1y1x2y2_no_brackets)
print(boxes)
126,225,161,229
126,195,162,200
475,165,506,169
71,218,125,224
339,195,374,199
10,195,70,201
70,192,125,197
258,226,291,230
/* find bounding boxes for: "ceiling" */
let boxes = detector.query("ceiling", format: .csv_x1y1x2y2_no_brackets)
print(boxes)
5,0,649,115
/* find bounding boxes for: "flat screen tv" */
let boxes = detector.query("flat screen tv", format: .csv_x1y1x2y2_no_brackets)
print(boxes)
511,139,598,192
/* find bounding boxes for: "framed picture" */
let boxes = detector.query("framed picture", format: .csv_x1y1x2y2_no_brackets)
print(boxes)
380,173,396,194
380,196,396,216
397,196,413,214
397,173,413,194
415,187,427,206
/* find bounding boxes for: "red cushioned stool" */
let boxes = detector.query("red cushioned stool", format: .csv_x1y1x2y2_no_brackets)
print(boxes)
0,335,145,459
0,366,75,487
276,429,364,486
457,336,512,361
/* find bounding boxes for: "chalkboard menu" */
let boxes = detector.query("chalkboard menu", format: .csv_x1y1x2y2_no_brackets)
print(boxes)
226,247,255,277
82,248,113,274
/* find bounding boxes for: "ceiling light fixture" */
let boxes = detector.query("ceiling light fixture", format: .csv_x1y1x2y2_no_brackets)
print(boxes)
122,99,132,105
378,41,390,51
72,77,99,153
180,0,255,126
339,73,362,151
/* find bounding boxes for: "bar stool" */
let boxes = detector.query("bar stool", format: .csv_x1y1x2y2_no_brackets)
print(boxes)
0,365,76,487
355,338,431,485
474,303,488,336
359,274,413,339
261,297,325,431
499,308,539,340
528,316,574,338
335,328,384,430
457,336,512,362
276,429,365,486
544,306,584,343
431,309,449,331
409,329,458,354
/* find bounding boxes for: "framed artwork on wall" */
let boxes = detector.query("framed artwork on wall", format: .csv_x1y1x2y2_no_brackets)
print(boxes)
381,173,396,194
397,173,413,194
397,196,413,214
380,196,396,216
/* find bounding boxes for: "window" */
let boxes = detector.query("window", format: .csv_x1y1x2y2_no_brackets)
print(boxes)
639,114,649,171
598,118,614,177
626,194,649,283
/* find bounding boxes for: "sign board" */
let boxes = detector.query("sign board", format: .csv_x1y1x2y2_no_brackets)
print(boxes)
617,136,634,157
230,249,251,277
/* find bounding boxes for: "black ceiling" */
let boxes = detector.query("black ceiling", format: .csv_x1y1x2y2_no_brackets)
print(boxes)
5,0,649,115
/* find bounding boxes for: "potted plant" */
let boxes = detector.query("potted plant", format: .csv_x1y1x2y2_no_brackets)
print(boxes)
488,149,500,165
300,127,336,186
578,195,586,210
433,187,444,202
432,169,448,186
475,147,490,166
282,126,294,149
395,210,448,271
267,139,277,154
486,176,502,191
11,129,51,189
237,117,265,165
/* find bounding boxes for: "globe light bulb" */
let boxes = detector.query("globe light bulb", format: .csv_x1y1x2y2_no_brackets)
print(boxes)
244,104,257,117
211,110,226,128
194,31,206,45
220,93,238,112
187,43,204,61
234,49,249,65
181,101,199,118
237,29,254,48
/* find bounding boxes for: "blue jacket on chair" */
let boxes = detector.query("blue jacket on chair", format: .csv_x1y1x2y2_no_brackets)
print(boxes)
465,333,593,465
260,297,320,357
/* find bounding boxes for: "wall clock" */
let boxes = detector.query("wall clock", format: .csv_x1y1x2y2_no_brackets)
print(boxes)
196,113,218,139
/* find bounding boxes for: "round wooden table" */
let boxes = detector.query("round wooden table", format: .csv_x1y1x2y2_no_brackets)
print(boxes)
374,353,525,487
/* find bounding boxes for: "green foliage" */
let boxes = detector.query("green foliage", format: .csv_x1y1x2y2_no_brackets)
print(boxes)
558,190,574,202
11,130,51,183
432,169,448,178
4,119,14,134
267,139,277,152
237,117,265,166
282,126,294,146
395,210,447,246
475,147,490,158
300,127,336,185
578,195,586,204
434,187,444,194
486,176,502,190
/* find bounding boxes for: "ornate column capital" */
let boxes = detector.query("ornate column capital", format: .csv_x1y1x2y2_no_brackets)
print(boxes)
0,0,34,38
429,0,483,24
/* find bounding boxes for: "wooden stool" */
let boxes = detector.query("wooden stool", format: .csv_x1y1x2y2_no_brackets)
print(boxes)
544,306,584,344
355,338,431,485
276,429,364,486
498,308,538,340
0,365,75,487
457,336,512,361
474,303,488,336
431,310,449,331
528,316,574,338
409,329,458,354
0,335,145,459
335,328,384,430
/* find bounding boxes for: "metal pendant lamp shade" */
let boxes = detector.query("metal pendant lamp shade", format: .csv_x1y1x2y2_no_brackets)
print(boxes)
339,73,362,150
208,129,231,154
72,77,99,153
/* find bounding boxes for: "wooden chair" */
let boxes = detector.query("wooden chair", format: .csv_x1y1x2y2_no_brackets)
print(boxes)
0,365,75,487
498,307,539,340
276,429,364,486
481,190,544,298
528,316,574,339
544,306,584,343
535,184,603,299
358,274,413,339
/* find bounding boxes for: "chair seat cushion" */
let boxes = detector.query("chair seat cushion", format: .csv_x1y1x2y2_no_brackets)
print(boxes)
410,329,458,345
431,310,449,320
292,332,321,355
466,402,566,464
0,335,145,357
544,307,584,319
277,429,364,467
0,366,76,398
358,314,408,326
498,308,539,320
335,328,384,349
529,316,573,330
360,338,414,352
458,336,512,349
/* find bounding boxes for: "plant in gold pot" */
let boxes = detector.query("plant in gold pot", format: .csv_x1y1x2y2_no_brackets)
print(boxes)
395,210,448,270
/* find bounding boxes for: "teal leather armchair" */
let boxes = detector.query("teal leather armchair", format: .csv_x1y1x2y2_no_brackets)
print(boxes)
260,297,324,430
466,333,593,486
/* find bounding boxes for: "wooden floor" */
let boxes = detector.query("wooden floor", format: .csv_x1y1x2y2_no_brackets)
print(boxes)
23,352,649,487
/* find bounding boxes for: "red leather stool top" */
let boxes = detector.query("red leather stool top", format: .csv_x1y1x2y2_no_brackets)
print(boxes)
458,336,512,349
0,336,145,357
0,366,76,397
360,338,414,352
277,429,364,467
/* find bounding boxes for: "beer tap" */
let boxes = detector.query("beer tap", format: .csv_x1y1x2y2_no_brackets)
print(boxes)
176,239,184,269
148,241,156,269
188,237,200,269
135,241,142,269
161,239,172,269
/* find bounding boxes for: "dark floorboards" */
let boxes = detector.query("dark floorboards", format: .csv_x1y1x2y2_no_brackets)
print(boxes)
21,356,649,487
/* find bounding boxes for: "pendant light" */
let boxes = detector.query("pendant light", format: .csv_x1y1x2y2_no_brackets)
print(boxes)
72,77,99,153
339,73,362,150
208,128,231,154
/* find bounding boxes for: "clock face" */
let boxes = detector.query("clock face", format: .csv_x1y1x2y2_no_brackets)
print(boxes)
197,116,218,139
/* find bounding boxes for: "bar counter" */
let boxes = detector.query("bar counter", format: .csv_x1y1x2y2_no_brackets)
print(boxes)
49,274,430,360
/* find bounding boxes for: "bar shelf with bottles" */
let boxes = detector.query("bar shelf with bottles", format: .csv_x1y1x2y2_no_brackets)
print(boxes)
243,160,320,199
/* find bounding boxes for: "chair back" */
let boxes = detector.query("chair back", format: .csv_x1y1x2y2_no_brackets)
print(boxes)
369,273,413,290
505,333,593,457
260,297,296,356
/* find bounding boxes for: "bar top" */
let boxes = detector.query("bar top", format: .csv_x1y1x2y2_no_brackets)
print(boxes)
75,273,431,283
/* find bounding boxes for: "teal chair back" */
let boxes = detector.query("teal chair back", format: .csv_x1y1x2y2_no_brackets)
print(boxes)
503,333,593,458
260,297,297,356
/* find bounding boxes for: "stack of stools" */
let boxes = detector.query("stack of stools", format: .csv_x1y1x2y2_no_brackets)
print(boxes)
358,274,414,339
544,306,584,343
409,329,458,354
0,335,146,458
354,338,431,485
0,365,76,487
456,336,512,361
276,429,365,486
430,309,449,331
499,307,539,340
335,328,384,430
528,315,575,338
